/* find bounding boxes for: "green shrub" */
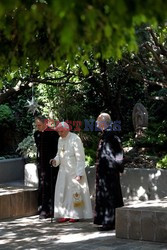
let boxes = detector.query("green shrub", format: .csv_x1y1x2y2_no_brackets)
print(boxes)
156,155,167,169
139,131,167,146
17,134,36,161
85,148,96,167
122,134,135,147
123,121,167,150
0,104,14,122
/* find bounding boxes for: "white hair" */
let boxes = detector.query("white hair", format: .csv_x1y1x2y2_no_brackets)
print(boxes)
56,122,70,131
99,113,111,126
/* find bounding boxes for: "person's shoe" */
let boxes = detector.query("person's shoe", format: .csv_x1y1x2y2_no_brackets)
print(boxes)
69,218,79,223
39,211,51,219
98,225,115,231
57,218,70,223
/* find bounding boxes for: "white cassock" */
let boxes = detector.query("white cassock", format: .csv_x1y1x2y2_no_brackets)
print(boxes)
53,132,93,219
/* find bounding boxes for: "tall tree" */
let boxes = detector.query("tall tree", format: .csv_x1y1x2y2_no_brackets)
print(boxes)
0,0,167,81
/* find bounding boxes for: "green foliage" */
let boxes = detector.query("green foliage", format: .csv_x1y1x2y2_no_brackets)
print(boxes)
8,89,34,137
36,73,88,121
0,104,13,122
85,148,96,167
155,88,167,97
0,20,166,169
0,0,167,76
83,131,98,167
0,80,3,89
122,133,135,147
123,121,167,152
139,121,167,147
156,155,167,169
141,132,167,146
17,134,36,160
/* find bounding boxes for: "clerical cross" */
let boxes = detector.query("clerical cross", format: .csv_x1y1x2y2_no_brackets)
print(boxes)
61,145,65,153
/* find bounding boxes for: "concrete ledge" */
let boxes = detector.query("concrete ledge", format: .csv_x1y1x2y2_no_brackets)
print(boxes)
121,168,167,201
0,185,38,220
1,163,166,202
116,197,167,243
86,167,167,202
0,158,25,183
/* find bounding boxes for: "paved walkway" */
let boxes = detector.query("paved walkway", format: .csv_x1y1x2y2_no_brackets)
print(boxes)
0,216,167,250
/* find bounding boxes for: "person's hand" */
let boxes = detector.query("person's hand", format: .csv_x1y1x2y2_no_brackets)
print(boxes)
75,176,82,181
50,159,56,166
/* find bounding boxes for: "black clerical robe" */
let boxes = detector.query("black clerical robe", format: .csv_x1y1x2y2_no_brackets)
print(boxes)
34,128,59,215
94,130,124,227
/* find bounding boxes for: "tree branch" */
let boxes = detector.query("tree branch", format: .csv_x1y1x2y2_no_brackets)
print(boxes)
144,43,167,77
148,27,167,57
0,81,30,104
143,79,167,88
0,74,94,105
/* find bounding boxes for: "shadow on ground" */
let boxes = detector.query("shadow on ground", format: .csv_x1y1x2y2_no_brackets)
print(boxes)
0,216,166,250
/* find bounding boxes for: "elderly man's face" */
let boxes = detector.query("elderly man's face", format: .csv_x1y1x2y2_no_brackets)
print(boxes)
96,115,107,131
58,129,69,138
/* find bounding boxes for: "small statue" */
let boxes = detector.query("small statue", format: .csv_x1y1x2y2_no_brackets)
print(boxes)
132,103,148,138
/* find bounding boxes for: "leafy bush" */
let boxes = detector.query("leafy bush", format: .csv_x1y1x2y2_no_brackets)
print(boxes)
139,132,167,146
85,148,96,167
17,134,36,161
0,104,14,122
122,132,135,147
123,121,167,151
156,155,167,169
137,120,167,148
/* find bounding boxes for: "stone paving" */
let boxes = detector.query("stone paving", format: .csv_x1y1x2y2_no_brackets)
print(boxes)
0,216,167,250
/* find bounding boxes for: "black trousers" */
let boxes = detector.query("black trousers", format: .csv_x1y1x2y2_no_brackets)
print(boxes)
38,166,58,214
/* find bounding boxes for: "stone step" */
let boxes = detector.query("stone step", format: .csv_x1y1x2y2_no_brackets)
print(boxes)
116,197,167,243
0,182,38,220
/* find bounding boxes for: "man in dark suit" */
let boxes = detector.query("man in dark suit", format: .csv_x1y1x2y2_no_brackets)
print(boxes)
34,116,59,219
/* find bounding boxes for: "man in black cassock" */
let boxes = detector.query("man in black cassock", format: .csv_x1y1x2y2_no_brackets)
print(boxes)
34,116,59,219
94,113,124,231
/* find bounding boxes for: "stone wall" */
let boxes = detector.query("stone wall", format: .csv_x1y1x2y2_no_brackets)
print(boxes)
1,160,167,202
86,167,167,201
121,168,167,201
0,158,25,183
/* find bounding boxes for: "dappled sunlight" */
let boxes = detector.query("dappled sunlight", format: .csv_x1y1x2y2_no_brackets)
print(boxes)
149,170,161,180
0,183,37,195
0,186,24,195
0,216,115,249
137,186,147,200
56,230,115,243
124,196,167,209
121,168,167,201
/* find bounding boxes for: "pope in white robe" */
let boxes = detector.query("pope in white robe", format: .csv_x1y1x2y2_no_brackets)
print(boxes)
51,122,93,222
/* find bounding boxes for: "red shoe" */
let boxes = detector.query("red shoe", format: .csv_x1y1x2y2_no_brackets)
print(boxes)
69,218,79,223
57,218,69,223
